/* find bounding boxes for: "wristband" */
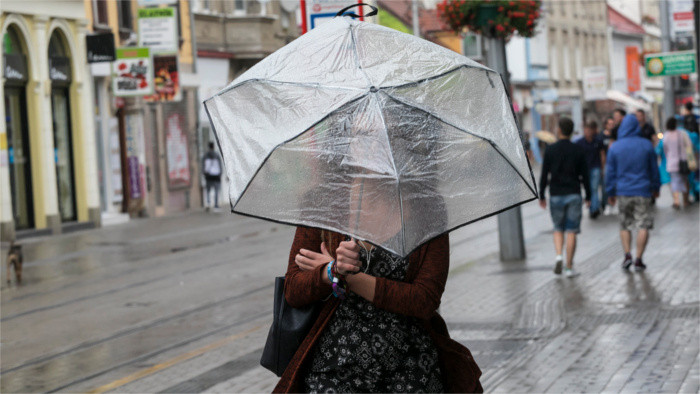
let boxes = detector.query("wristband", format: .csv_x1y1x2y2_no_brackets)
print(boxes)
326,260,335,283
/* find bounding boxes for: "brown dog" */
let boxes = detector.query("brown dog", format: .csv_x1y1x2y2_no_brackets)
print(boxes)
6,241,23,284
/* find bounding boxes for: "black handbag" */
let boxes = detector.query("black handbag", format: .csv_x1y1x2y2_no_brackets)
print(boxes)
260,276,321,377
677,133,691,175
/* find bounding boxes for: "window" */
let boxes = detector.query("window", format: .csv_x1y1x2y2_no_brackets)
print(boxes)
575,46,582,80
93,0,109,27
563,46,571,80
462,33,483,60
118,0,133,30
549,44,558,80
234,0,246,14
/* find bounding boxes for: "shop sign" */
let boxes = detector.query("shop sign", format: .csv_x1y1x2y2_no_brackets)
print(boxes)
49,56,71,83
165,113,191,187
138,7,178,54
3,54,28,82
625,46,641,93
582,66,607,101
113,47,154,96
301,0,364,33
86,33,116,63
645,50,697,77
145,55,181,102
671,0,695,37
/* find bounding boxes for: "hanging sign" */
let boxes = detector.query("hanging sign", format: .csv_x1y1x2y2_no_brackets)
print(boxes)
165,113,191,187
625,46,641,93
671,0,695,37
86,33,116,63
645,50,697,77
138,7,178,54
582,66,608,101
300,0,364,34
144,54,181,102
113,47,154,96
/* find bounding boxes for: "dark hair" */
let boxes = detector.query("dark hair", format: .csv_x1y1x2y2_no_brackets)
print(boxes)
666,117,677,130
209,142,215,150
559,117,574,137
685,102,694,111
636,109,645,115
614,108,627,117
585,120,598,130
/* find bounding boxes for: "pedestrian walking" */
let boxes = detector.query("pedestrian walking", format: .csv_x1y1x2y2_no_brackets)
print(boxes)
663,117,689,209
202,142,223,211
539,117,591,278
575,120,605,218
682,101,698,134
605,114,660,272
610,108,627,144
636,109,656,141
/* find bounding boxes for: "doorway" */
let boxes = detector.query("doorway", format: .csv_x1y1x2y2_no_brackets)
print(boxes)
4,86,34,229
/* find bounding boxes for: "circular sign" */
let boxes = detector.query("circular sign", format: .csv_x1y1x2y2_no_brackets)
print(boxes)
648,58,664,75
312,3,321,12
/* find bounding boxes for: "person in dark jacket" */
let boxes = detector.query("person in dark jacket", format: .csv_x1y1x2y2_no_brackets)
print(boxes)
636,109,656,141
539,117,592,278
605,114,660,272
202,142,223,211
575,121,606,218
682,102,698,134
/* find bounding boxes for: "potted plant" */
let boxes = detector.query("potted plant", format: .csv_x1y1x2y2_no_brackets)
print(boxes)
438,0,543,40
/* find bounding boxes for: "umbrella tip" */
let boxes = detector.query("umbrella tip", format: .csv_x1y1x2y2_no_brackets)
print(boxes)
370,86,378,93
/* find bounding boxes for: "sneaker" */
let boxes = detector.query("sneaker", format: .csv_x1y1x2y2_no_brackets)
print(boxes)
565,268,580,278
622,253,633,270
603,206,612,216
590,210,601,219
554,259,563,275
633,258,647,272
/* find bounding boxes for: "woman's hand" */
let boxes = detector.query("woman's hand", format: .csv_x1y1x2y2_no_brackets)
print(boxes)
336,239,362,275
295,242,333,271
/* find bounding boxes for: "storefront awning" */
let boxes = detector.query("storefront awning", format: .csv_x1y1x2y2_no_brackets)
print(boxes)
606,90,652,112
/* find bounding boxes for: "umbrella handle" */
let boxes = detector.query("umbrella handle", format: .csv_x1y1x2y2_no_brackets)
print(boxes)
334,3,378,19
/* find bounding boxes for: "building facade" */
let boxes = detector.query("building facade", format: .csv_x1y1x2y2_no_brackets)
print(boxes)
84,0,202,221
193,0,299,208
1,2,101,240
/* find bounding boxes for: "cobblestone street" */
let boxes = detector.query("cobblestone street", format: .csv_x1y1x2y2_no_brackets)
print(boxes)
1,193,698,393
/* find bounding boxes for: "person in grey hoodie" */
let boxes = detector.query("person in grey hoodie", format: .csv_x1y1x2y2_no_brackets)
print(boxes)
605,114,660,271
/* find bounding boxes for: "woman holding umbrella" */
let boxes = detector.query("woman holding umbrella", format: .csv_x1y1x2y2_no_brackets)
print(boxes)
278,183,483,393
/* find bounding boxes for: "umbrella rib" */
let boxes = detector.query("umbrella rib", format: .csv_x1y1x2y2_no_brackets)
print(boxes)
207,78,365,100
380,64,494,91
381,91,538,198
349,24,374,87
373,96,407,256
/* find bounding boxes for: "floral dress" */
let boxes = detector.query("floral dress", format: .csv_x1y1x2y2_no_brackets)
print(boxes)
303,243,443,393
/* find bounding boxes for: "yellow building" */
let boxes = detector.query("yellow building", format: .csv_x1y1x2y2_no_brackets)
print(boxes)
1,1,101,240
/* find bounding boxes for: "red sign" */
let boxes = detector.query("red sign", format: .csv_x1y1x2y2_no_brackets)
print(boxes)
626,46,641,93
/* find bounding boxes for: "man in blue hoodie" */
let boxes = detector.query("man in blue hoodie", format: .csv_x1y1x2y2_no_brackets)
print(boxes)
605,114,660,271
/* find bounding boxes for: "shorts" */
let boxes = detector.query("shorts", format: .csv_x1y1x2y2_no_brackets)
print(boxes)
618,196,654,231
549,194,582,233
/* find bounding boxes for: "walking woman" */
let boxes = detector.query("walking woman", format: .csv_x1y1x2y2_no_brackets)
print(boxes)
663,117,688,209
273,179,482,392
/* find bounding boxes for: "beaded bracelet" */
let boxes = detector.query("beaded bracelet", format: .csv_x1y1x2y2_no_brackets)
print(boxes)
326,260,335,283
328,260,348,300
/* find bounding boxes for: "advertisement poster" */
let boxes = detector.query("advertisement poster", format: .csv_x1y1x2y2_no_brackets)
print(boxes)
165,113,191,187
582,66,608,101
138,7,178,54
113,48,153,97
145,55,181,102
671,0,694,37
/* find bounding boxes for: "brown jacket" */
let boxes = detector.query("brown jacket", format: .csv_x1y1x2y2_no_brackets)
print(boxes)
273,227,483,393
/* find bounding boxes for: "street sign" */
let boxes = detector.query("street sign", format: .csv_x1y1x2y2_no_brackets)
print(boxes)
300,0,364,34
671,0,695,37
645,50,697,77
626,46,641,93
138,7,178,54
582,66,607,101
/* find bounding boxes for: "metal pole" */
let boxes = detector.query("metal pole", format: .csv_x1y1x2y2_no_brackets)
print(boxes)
412,0,420,37
486,37,527,261
660,0,675,119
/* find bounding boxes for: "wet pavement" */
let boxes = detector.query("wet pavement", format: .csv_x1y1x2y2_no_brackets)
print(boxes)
1,193,698,393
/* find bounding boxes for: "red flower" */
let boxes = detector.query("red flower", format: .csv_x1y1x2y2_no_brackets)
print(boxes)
496,25,505,32
527,20,533,26
498,6,504,11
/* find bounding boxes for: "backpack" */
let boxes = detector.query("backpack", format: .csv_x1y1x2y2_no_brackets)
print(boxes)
204,155,222,177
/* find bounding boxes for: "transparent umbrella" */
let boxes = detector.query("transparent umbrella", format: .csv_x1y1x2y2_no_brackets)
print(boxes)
204,13,537,257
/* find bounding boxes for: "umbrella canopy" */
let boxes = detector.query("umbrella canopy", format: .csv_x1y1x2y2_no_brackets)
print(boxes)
204,17,537,257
